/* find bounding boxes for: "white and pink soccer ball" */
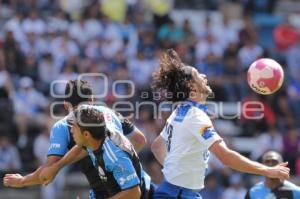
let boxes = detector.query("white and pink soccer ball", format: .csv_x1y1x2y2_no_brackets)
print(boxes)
247,58,284,95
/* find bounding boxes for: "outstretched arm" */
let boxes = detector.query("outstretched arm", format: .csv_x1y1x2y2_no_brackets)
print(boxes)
39,145,87,185
115,111,146,152
3,156,61,188
210,140,290,181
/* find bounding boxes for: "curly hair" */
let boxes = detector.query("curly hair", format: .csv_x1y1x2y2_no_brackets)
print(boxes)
152,49,193,102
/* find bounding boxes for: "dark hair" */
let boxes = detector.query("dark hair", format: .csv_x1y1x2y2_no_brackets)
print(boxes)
152,49,193,102
64,80,93,107
74,106,107,140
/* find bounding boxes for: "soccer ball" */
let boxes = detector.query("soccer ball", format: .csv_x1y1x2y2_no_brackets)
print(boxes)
247,58,284,95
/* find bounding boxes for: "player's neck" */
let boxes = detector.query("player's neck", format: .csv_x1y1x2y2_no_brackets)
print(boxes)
265,178,282,189
87,139,103,151
188,94,207,104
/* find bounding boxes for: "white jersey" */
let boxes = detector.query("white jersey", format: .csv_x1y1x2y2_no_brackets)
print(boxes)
161,101,222,190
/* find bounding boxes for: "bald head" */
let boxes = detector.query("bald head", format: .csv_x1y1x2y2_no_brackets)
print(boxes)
262,151,283,166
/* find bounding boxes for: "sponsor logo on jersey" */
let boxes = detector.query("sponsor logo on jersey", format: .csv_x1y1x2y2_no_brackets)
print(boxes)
50,143,61,149
199,126,215,140
119,173,138,186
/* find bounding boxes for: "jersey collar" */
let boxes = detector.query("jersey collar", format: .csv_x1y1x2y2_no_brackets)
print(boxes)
185,100,208,112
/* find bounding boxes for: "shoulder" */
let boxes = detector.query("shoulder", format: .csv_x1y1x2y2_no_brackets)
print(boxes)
53,116,69,127
48,117,71,155
87,105,119,121
246,182,266,199
51,118,68,132
249,182,266,193
172,103,210,123
102,139,129,166
185,106,212,127
49,117,70,141
283,181,300,192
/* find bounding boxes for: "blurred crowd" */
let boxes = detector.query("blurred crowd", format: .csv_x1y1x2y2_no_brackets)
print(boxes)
0,0,300,199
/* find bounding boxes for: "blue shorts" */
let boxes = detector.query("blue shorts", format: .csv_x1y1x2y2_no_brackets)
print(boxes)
154,180,202,199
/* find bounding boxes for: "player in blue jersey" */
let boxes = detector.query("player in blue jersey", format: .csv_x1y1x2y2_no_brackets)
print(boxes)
246,151,300,199
3,80,147,199
151,49,290,199
65,105,144,198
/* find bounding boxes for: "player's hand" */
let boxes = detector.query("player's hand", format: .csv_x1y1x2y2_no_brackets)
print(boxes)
3,173,25,188
39,165,59,185
265,162,290,181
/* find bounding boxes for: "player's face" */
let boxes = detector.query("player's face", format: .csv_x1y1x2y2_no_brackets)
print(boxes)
70,123,86,146
191,69,212,96
262,153,280,167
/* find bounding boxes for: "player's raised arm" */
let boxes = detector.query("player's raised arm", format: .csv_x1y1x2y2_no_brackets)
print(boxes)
209,140,290,181
126,126,146,152
114,111,146,152
39,145,87,185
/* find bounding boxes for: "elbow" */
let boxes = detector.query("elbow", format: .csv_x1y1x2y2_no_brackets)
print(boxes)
131,186,141,199
139,134,147,148
135,186,141,199
132,130,147,150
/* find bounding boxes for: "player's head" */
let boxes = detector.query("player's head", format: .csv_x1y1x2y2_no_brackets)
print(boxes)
70,106,107,146
152,49,212,102
64,80,93,110
262,151,283,167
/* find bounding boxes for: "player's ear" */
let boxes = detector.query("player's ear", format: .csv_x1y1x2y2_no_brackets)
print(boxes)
83,130,89,138
189,82,197,92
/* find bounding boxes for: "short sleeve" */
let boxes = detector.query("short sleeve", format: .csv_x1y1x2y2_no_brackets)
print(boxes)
292,187,300,198
188,110,222,148
159,124,168,141
47,121,70,156
111,155,140,190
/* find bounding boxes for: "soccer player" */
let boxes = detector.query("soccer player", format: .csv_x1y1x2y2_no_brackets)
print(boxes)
246,151,300,199
151,49,290,198
3,80,147,199
67,105,144,199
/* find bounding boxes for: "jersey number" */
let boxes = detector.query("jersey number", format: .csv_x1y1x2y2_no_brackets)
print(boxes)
165,123,173,152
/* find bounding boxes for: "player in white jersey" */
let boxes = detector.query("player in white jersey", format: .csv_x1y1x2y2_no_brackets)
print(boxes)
151,49,290,199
